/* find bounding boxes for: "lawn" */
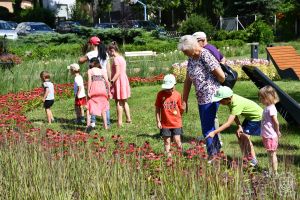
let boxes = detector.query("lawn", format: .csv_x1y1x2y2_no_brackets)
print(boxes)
20,80,300,199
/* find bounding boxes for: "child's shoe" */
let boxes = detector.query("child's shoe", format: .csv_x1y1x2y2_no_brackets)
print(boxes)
85,126,93,133
249,158,258,167
90,122,96,128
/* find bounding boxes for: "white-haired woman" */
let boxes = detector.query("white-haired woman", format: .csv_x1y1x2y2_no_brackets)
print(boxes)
178,35,225,159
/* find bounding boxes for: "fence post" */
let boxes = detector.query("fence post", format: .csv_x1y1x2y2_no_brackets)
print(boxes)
236,15,239,31
220,16,223,30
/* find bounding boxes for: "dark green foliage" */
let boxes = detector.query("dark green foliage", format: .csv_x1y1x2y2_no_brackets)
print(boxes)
246,20,274,44
76,27,143,44
0,6,13,20
19,7,56,27
214,30,249,41
179,14,215,36
210,39,245,48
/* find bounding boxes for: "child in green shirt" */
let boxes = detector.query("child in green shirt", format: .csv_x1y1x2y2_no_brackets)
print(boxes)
206,86,263,166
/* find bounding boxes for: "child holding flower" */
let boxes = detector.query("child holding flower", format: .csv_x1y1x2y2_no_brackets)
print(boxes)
155,74,184,157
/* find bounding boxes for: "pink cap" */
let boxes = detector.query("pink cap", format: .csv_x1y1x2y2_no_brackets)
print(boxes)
89,36,101,45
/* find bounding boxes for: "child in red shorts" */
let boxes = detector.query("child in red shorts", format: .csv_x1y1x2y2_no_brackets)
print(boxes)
155,74,184,157
259,86,281,175
67,63,87,124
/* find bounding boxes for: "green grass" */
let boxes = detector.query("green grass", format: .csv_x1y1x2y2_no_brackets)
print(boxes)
27,81,300,169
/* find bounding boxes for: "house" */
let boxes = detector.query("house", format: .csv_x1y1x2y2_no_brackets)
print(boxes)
42,0,75,20
0,0,33,13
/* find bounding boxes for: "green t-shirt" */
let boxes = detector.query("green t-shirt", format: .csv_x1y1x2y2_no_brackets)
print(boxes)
228,94,263,121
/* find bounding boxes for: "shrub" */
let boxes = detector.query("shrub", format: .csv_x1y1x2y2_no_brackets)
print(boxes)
214,30,248,41
246,20,274,44
179,14,215,36
19,7,56,28
172,59,280,82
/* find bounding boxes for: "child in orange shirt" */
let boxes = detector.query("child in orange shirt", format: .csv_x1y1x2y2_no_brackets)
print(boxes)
155,74,184,157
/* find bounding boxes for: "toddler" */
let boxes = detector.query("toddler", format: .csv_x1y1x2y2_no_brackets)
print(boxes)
40,71,55,124
67,63,87,124
259,86,281,175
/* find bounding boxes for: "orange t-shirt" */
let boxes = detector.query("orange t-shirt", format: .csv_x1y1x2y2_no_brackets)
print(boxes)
155,90,183,128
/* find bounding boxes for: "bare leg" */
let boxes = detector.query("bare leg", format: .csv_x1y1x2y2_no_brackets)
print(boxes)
173,135,182,151
102,110,108,129
80,106,85,120
45,108,53,124
270,151,278,174
163,136,171,157
115,100,123,127
86,109,91,127
75,105,81,121
238,133,256,160
123,99,132,123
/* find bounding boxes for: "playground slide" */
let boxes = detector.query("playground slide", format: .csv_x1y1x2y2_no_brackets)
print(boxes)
242,65,300,126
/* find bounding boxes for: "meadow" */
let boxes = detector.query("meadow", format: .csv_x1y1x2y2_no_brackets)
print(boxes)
0,45,299,199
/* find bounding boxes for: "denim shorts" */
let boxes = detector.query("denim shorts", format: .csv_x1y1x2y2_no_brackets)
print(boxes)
242,120,261,136
160,128,183,137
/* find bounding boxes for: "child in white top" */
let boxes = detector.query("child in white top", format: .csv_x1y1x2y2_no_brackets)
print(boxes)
258,86,281,175
67,63,87,124
40,71,55,124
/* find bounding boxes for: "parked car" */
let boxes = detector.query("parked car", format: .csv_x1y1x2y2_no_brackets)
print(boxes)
6,21,18,29
0,20,18,40
94,23,119,29
56,21,81,33
120,20,166,35
16,22,55,36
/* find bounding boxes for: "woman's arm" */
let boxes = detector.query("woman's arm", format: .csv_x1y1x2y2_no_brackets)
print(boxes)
87,70,92,97
111,58,120,83
106,60,111,81
212,67,225,84
182,73,192,113
79,55,88,64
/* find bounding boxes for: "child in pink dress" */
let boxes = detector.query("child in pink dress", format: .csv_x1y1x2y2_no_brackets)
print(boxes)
86,57,110,130
108,41,132,127
259,86,281,175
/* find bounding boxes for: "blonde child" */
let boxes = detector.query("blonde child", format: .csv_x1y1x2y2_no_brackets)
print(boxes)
258,86,281,175
67,63,87,124
40,71,55,124
86,57,110,131
155,74,184,157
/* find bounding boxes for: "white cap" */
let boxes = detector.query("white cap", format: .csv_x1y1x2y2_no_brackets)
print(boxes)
67,63,80,71
162,74,176,89
192,31,207,40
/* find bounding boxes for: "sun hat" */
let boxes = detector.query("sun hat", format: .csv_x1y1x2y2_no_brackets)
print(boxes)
89,36,101,45
212,86,234,102
162,74,176,89
192,31,207,40
67,63,80,71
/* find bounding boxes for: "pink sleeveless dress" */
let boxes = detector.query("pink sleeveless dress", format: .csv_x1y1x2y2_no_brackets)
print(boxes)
86,68,109,116
111,56,131,100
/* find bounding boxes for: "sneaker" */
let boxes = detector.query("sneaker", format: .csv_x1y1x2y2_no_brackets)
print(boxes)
86,126,93,133
90,122,96,128
249,158,258,167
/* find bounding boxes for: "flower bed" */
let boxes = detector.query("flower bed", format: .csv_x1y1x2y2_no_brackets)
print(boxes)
172,59,280,82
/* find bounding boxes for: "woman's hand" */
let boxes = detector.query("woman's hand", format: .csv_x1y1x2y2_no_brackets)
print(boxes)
182,101,188,113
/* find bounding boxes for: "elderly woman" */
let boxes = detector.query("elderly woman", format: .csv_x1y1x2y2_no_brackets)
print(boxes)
178,35,225,159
